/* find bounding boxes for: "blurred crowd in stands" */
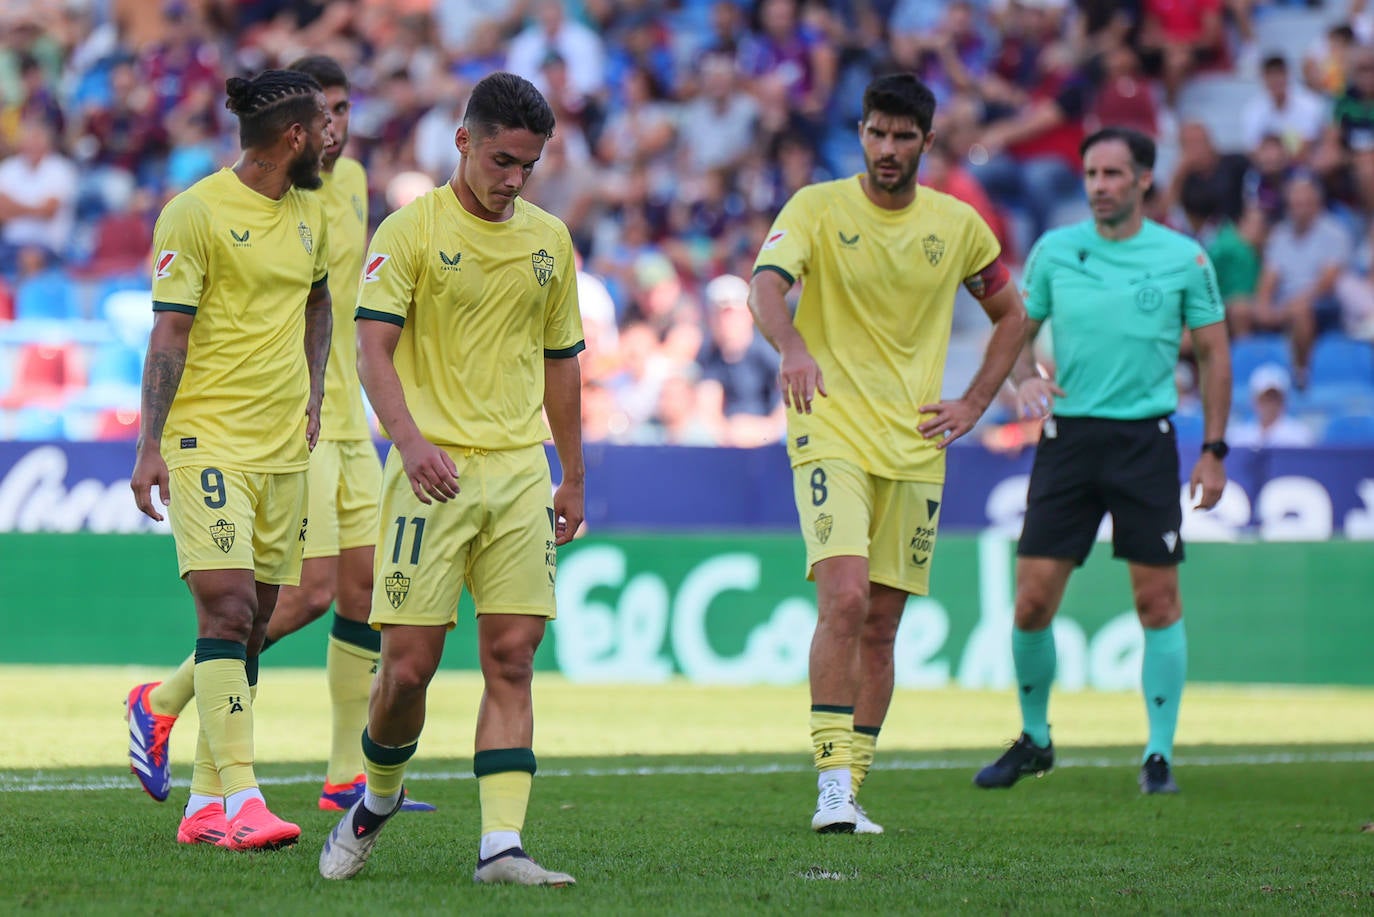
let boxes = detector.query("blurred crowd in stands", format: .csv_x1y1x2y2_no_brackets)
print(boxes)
0,0,1372,447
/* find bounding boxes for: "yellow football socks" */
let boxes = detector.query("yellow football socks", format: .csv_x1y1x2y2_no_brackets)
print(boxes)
475,748,536,835
193,639,257,798
810,705,854,773
851,726,880,795
149,654,196,718
361,729,417,799
325,627,379,785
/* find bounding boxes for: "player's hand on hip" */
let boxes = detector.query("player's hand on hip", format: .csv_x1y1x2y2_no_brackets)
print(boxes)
552,477,585,546
131,448,170,522
918,398,981,449
779,345,826,414
1189,455,1226,510
399,438,460,505
1014,377,1064,420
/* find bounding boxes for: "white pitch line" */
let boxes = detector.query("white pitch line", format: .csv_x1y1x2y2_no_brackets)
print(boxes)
6,749,1374,794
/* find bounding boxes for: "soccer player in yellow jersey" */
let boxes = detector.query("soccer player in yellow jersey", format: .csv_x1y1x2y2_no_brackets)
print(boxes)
749,73,1034,834
129,69,333,850
318,72,584,886
126,56,433,818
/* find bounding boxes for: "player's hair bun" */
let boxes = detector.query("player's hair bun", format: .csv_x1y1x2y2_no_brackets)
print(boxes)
224,76,252,113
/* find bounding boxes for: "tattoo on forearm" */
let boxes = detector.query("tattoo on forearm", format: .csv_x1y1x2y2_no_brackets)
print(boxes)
139,348,186,445
304,296,332,396
252,158,277,173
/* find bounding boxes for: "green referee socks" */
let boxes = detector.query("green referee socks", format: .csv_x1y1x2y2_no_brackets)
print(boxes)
1142,620,1187,762
1012,626,1056,748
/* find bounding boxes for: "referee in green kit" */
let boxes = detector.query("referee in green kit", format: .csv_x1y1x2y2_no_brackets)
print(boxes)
975,126,1232,796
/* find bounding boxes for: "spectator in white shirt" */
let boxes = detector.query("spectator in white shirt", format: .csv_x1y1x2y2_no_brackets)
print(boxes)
0,118,78,272
1228,363,1316,448
1242,54,1328,157
1242,173,1352,384
505,0,606,99
678,50,760,176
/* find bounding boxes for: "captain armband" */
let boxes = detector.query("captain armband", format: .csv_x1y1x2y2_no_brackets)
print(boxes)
962,258,1010,299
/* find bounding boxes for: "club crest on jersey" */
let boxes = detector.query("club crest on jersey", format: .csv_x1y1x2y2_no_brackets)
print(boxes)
385,571,411,609
922,234,945,266
364,254,389,283
351,194,364,222
814,512,833,545
155,250,178,278
210,519,236,553
531,249,555,286
298,221,313,255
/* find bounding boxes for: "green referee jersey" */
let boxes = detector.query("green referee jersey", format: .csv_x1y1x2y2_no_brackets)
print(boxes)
1020,219,1225,420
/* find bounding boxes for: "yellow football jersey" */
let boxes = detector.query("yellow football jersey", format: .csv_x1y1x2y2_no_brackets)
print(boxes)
356,185,584,450
151,168,331,473
754,176,1000,483
316,156,370,441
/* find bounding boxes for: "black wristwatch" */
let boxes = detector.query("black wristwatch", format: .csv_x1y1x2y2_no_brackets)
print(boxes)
1201,440,1229,460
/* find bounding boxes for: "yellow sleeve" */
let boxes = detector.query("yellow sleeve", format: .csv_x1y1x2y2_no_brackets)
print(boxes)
544,228,585,357
753,189,814,285
355,208,419,326
312,198,330,286
150,193,210,314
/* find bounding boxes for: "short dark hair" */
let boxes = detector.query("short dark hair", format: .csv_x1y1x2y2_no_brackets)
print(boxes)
288,55,348,92
224,69,322,148
1262,54,1289,73
1080,126,1156,171
463,71,555,140
861,72,936,135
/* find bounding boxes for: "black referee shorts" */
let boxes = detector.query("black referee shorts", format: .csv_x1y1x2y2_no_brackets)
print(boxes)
1017,415,1184,567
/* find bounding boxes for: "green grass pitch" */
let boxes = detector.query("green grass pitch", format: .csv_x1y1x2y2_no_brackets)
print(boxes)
3,667,1372,914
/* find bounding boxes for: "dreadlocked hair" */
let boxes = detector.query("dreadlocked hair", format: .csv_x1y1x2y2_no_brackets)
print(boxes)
224,69,323,148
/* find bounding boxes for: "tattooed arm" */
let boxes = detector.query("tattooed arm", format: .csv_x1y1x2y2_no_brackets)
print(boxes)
303,281,332,449
131,310,194,522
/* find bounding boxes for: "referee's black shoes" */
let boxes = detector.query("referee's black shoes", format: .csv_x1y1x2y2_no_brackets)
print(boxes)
1139,753,1180,795
973,732,1055,788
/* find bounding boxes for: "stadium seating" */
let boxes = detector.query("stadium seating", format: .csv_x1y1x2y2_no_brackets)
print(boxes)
93,406,139,441
1171,412,1205,443
1310,335,1374,388
0,342,85,409
1231,335,1291,387
14,270,79,322
12,406,66,440
75,213,151,280
1321,413,1374,445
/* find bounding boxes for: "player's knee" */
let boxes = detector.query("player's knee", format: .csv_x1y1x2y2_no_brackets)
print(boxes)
859,611,901,649
482,633,537,687
1134,583,1181,629
303,584,335,619
377,653,438,696
199,594,255,642
1013,591,1056,631
818,581,869,626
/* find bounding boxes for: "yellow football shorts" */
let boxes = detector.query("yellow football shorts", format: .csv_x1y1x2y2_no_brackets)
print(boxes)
167,465,307,585
304,439,382,559
792,458,944,596
369,443,558,629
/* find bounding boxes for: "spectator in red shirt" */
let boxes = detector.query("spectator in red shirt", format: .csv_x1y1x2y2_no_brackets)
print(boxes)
922,137,1012,258
967,42,1089,242
1138,0,1226,107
